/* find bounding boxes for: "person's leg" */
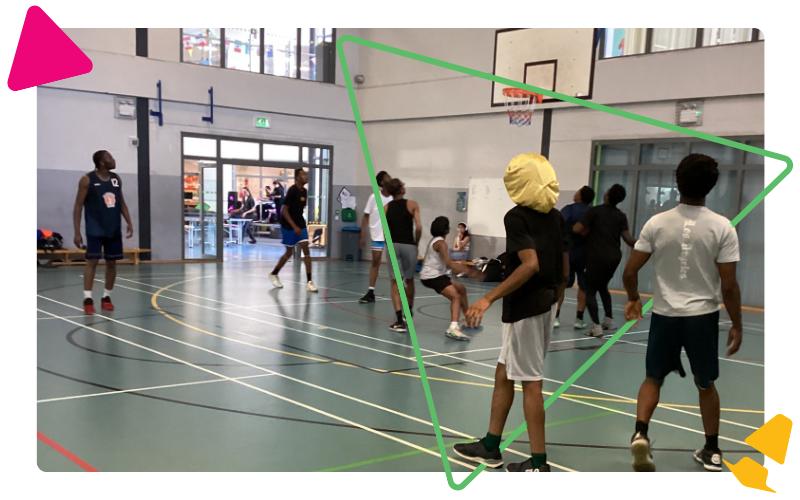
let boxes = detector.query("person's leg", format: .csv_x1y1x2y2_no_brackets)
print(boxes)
599,285,614,322
389,266,405,328
369,249,382,288
245,221,256,242
272,246,293,275
299,241,312,279
584,285,600,325
487,363,515,437
636,377,662,425
405,278,415,312
104,260,117,291
440,285,462,323
453,280,469,320
698,381,720,443
84,260,98,295
522,379,546,456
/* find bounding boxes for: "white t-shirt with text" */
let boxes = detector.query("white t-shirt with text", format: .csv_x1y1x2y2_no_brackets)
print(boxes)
364,192,393,242
634,205,740,317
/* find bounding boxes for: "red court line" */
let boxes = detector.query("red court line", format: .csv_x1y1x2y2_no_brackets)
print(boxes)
37,431,98,472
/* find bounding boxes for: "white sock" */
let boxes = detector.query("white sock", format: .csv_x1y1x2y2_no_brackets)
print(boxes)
449,322,459,330
369,287,375,291
83,290,92,300
103,289,112,298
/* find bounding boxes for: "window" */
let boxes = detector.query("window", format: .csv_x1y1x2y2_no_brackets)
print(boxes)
651,28,697,52
184,137,217,157
263,144,300,162
302,147,331,165
182,29,222,67
221,140,260,160
702,28,752,46
300,28,335,82
603,28,646,57
640,143,687,165
225,28,260,73
602,28,761,58
264,29,298,78
182,28,336,83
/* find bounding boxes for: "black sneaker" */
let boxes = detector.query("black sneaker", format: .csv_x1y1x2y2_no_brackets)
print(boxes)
694,447,722,472
506,459,550,472
359,290,376,304
631,432,656,472
389,320,407,333
453,439,503,468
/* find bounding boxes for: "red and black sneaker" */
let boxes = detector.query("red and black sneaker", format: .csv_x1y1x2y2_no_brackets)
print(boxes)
83,298,95,315
101,296,114,312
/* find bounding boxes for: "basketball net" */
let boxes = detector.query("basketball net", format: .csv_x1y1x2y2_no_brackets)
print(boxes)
502,88,543,127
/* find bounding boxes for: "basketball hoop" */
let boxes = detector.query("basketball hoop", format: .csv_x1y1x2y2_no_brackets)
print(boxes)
502,88,543,127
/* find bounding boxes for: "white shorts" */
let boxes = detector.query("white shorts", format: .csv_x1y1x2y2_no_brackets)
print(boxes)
498,304,556,381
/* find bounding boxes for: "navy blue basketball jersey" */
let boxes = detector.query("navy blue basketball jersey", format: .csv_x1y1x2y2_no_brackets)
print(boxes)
84,171,122,238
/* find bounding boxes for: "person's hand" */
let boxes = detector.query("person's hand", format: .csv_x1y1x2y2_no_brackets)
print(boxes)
74,234,83,249
294,227,302,237
726,326,742,356
465,297,492,328
126,225,134,239
624,298,644,327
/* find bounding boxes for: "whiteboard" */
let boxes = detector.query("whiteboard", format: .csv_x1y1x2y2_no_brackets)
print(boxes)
466,178,515,238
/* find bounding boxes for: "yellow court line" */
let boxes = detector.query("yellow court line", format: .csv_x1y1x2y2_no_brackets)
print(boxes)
149,278,762,416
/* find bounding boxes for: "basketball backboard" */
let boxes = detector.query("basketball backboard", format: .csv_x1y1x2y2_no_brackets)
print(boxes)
491,28,597,106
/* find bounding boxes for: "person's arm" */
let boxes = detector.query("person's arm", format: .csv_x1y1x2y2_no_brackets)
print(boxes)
410,201,422,246
621,229,637,248
434,240,476,277
717,262,742,356
557,251,569,299
574,207,594,236
72,175,90,248
360,213,370,249
466,248,539,327
453,236,461,252
243,198,257,216
118,179,134,239
622,250,652,324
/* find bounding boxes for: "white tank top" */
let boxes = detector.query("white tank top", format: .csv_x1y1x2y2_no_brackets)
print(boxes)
420,237,447,280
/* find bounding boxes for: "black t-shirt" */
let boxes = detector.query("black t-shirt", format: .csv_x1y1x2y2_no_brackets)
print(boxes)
502,206,568,323
273,185,285,202
280,185,307,230
581,204,629,258
242,195,255,220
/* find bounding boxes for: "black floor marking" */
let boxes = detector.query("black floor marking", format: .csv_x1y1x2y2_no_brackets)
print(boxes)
37,367,758,456
64,327,332,369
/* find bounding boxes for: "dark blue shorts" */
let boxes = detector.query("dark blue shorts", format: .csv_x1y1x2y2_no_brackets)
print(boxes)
86,235,123,261
281,228,309,247
646,311,720,389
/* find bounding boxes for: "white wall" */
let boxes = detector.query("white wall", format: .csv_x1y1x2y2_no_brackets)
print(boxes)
63,28,136,56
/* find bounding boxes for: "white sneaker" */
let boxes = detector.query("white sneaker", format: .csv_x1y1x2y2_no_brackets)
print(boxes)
602,317,616,330
268,274,283,289
554,318,561,329
574,319,587,329
445,326,470,341
307,281,319,292
585,324,604,338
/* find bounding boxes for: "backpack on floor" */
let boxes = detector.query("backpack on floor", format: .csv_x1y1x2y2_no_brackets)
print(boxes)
37,229,64,252
480,252,508,282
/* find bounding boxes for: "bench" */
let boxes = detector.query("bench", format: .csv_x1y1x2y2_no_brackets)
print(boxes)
37,248,151,266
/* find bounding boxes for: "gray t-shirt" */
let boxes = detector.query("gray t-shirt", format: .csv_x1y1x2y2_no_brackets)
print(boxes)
634,205,740,317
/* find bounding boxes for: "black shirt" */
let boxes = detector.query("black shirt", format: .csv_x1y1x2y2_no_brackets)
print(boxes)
560,202,591,258
280,185,307,230
386,199,415,245
273,185,285,202
242,195,255,220
581,204,629,259
502,206,568,324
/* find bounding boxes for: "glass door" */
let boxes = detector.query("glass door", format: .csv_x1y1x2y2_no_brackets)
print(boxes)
306,166,330,257
199,164,221,259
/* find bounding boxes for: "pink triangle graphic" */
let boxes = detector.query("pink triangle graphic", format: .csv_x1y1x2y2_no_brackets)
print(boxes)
7,6,93,91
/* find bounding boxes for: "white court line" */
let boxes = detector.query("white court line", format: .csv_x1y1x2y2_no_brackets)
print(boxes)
38,298,576,472
37,373,275,403
95,279,758,437
36,306,483,472
38,314,91,321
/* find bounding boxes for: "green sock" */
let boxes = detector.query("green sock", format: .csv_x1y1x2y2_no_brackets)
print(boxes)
483,432,502,452
531,453,547,469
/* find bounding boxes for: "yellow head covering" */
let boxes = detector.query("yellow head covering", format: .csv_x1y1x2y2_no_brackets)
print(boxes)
503,153,559,213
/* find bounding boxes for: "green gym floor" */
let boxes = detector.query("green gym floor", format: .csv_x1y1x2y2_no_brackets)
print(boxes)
36,260,765,472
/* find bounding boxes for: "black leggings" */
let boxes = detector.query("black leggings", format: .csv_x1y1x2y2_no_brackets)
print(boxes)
243,220,255,241
584,253,621,325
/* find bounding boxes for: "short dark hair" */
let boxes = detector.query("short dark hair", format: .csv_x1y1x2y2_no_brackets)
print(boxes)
676,154,719,200
376,171,390,187
92,150,108,168
386,178,404,197
578,185,595,204
430,216,450,238
607,184,626,207
294,168,305,178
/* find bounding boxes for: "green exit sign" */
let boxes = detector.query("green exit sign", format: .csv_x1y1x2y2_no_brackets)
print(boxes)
255,117,270,129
